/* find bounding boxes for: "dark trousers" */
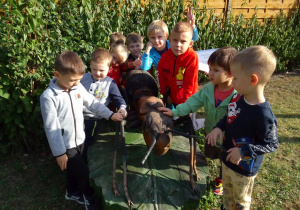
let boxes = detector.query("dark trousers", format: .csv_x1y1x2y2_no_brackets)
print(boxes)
66,143,94,196
84,119,101,147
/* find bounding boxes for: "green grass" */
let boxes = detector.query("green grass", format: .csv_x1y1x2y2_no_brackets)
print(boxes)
0,71,299,209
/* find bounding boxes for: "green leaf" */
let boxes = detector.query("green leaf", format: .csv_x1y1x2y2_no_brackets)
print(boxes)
0,90,10,99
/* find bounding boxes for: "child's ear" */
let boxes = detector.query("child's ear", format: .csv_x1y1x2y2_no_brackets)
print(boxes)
189,40,194,47
250,74,258,86
53,71,60,79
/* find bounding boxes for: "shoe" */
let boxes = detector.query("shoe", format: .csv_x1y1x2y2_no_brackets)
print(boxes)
213,177,223,195
83,194,96,210
65,190,85,204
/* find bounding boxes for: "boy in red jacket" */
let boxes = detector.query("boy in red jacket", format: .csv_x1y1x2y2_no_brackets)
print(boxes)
157,22,198,107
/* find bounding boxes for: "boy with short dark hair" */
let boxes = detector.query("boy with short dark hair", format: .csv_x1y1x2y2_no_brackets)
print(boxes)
40,51,124,210
81,48,127,148
206,45,279,210
157,21,199,106
158,47,238,195
109,32,126,49
119,32,144,72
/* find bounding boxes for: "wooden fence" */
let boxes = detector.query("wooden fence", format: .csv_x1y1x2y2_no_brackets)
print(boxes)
189,0,299,22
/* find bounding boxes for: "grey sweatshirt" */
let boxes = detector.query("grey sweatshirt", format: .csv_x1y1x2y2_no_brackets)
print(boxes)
80,74,126,119
40,78,113,157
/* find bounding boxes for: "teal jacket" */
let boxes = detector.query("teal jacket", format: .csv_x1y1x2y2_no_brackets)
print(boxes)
172,82,237,134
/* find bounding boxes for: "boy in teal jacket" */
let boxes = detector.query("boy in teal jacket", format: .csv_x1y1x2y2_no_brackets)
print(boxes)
158,47,238,195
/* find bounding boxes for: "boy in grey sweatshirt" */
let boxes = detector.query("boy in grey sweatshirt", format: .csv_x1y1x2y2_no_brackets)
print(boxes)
40,51,124,210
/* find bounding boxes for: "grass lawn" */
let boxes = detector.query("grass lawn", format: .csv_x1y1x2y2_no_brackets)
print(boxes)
0,71,299,210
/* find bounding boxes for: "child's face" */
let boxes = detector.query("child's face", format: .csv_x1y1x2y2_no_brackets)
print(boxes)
208,64,232,86
127,42,144,58
111,53,120,65
90,61,110,80
169,31,193,56
148,31,167,51
231,63,251,95
54,71,83,91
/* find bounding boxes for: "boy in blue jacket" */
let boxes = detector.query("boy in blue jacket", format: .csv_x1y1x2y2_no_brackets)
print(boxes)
140,7,199,71
206,46,279,210
40,51,124,210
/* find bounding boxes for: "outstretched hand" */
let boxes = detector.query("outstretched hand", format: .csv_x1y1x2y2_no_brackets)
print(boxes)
187,7,196,28
157,107,174,117
133,58,142,67
117,108,127,118
205,127,223,146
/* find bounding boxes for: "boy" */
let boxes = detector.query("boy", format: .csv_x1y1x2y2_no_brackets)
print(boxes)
81,48,127,148
108,44,128,86
119,32,143,72
140,7,199,71
158,47,238,195
206,46,279,210
109,32,126,50
40,51,124,210
157,21,199,106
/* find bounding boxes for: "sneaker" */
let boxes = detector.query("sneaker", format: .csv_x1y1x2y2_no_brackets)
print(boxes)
213,177,223,195
83,194,96,210
65,190,85,204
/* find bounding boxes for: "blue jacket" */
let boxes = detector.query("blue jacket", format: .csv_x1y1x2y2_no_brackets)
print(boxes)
140,28,199,70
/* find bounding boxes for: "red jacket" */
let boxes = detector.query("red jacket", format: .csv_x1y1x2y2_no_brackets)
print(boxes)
157,47,198,105
108,64,121,86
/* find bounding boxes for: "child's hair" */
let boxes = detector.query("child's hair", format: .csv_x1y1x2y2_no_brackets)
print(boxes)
171,22,193,37
90,48,113,67
147,20,169,38
109,32,126,46
231,45,277,84
111,44,128,63
208,47,238,73
55,51,85,75
126,32,144,45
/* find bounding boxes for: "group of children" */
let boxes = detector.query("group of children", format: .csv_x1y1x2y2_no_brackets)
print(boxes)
40,7,278,210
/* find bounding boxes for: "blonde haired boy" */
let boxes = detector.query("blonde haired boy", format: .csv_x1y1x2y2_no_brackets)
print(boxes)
108,44,128,86
81,48,127,148
140,7,199,71
157,21,199,106
206,45,278,210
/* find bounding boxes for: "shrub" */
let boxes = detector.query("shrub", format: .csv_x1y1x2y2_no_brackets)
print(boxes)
0,0,299,155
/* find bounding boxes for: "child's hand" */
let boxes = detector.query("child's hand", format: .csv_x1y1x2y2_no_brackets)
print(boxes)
56,154,68,171
118,108,127,118
133,58,142,67
111,113,124,122
187,7,196,29
157,107,174,117
205,127,223,146
226,147,242,165
145,42,153,54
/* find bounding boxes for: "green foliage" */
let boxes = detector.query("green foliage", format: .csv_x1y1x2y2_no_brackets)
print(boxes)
0,0,299,155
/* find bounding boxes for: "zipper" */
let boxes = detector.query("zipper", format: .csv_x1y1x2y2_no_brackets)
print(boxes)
172,56,177,77
68,92,78,150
